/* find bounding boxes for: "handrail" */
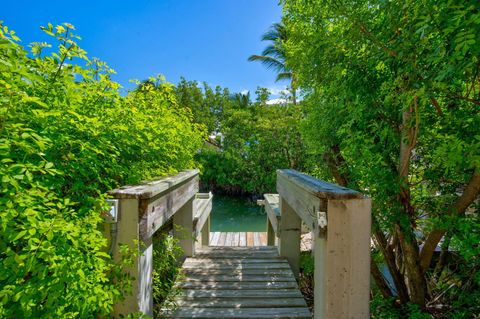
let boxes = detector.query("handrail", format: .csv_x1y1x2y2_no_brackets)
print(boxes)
109,169,199,199
265,169,371,319
278,169,362,199
106,170,212,317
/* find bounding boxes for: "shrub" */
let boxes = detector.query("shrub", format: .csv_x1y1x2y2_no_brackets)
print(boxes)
0,22,204,317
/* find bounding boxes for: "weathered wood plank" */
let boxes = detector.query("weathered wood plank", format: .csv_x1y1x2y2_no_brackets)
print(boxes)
197,246,277,252
247,232,254,246
177,281,299,290
180,289,303,299
277,173,320,230
210,232,220,246
259,232,266,246
175,297,307,308
193,193,213,237
218,232,227,246
278,197,301,279
169,307,311,318
225,232,234,246
109,169,199,199
234,232,240,246
184,257,287,264
253,232,261,246
174,246,310,318
277,169,362,200
239,233,247,246
182,268,294,276
182,263,291,270
140,175,199,241
183,274,296,282
264,193,280,236
192,253,279,258
194,248,278,258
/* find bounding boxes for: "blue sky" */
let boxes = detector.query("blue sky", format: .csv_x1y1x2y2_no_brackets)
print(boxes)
3,0,287,98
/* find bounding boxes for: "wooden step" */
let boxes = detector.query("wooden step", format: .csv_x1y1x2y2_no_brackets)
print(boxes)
182,273,297,282
175,297,308,308
180,289,303,299
178,280,299,290
168,307,311,318
171,246,311,318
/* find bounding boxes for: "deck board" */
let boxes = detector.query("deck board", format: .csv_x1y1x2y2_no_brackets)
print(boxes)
170,246,311,318
209,232,267,246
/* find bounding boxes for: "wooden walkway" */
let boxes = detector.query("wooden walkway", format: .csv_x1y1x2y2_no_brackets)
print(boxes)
171,246,311,318
209,232,267,246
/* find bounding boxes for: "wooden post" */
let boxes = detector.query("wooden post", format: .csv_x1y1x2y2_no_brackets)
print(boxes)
173,198,195,259
278,197,301,278
313,198,371,319
108,170,200,317
201,215,210,246
111,198,153,317
267,218,275,246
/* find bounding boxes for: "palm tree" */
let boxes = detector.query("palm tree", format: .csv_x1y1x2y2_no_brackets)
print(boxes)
248,22,297,104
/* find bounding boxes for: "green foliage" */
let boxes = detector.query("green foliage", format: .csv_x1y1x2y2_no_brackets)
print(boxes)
0,22,203,317
174,78,230,134
195,90,307,195
370,293,432,319
152,232,183,317
282,0,480,315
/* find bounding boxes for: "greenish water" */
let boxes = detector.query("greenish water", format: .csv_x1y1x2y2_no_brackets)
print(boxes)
210,195,267,232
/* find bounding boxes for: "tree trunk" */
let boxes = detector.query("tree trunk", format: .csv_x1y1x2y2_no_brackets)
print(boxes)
420,169,480,272
396,101,427,307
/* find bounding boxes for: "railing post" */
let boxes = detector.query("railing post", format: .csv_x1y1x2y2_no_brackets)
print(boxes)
108,170,199,317
278,197,301,278
173,198,195,259
313,198,371,319
110,198,153,316
267,218,275,246
201,215,210,247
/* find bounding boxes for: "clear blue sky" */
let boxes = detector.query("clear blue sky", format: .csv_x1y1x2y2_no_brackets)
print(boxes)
3,0,286,97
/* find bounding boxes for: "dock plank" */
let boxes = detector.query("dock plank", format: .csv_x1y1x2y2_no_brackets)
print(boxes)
169,307,311,318
171,246,310,318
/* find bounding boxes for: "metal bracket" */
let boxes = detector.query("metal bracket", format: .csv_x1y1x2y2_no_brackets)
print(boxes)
317,211,327,228
316,211,327,238
103,199,119,223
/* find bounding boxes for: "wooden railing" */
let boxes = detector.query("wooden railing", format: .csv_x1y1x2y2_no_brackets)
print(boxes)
263,169,372,319
107,170,211,317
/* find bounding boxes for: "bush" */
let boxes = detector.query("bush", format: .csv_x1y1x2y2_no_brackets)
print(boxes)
0,22,204,317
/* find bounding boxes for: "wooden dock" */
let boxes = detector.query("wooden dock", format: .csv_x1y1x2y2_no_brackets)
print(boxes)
209,232,267,246
171,246,311,318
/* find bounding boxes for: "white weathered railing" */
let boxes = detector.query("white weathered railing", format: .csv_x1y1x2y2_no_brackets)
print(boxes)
106,170,211,317
264,169,372,319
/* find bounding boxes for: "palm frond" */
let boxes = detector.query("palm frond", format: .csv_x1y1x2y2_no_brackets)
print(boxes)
262,44,285,60
275,72,293,82
261,23,287,42
248,55,286,73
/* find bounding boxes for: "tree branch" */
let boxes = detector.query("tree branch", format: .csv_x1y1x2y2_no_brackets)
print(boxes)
420,169,480,272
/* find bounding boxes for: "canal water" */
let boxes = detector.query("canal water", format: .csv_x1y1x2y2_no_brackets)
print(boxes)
210,195,267,232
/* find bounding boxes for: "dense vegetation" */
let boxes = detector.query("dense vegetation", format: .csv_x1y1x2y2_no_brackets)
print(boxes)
1,0,479,317
175,80,307,195
0,23,203,317
281,0,479,317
